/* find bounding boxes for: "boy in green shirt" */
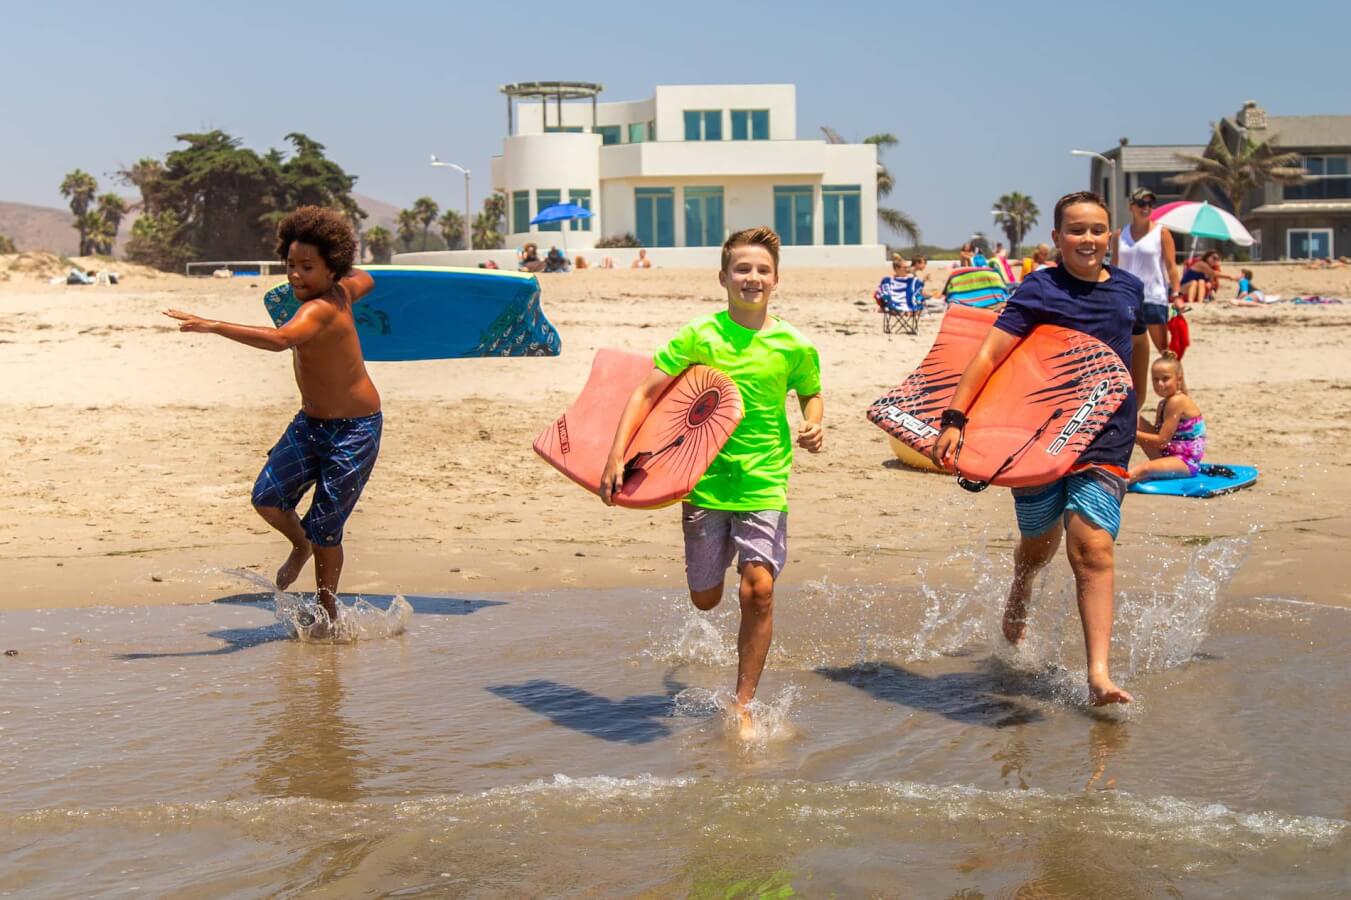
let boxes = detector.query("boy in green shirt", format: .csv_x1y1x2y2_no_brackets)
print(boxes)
600,226,824,739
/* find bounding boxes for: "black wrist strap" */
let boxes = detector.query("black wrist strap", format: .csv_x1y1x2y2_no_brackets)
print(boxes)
940,408,968,430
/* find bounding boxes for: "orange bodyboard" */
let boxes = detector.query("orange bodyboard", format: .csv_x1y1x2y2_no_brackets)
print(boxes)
866,304,1131,487
534,349,744,508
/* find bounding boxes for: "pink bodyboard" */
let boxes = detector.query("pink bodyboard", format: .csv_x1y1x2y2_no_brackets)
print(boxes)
534,349,744,508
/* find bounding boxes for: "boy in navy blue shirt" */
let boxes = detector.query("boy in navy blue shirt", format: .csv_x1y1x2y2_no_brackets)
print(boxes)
932,192,1149,705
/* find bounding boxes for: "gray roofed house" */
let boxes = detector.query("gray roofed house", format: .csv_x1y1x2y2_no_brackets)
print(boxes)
1087,102,1351,260
1218,103,1351,260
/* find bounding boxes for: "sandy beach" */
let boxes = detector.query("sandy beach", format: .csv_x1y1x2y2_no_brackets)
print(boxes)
3,258,1349,612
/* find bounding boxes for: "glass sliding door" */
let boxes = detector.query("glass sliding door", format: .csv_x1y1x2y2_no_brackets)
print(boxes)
635,188,675,248
535,189,561,231
822,184,862,245
512,191,530,234
773,185,814,246
684,187,724,247
569,189,592,231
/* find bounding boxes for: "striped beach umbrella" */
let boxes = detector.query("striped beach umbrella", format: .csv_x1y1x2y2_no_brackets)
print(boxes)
1150,201,1253,246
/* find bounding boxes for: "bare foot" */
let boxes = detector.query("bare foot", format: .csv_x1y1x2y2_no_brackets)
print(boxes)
316,587,339,622
1088,674,1133,706
1001,596,1028,644
275,543,312,591
733,703,757,741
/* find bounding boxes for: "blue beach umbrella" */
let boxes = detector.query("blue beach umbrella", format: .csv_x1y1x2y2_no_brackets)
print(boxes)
530,202,594,260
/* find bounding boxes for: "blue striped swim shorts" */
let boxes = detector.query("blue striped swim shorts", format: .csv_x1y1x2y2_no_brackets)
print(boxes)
251,410,382,547
1011,466,1128,540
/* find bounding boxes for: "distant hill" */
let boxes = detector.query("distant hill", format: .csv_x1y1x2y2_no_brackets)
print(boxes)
0,193,403,259
0,201,81,256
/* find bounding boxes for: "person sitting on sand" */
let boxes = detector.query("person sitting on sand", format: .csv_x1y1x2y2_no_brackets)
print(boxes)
957,242,975,268
574,255,589,270
1180,250,1234,304
1131,352,1205,484
631,248,653,269
910,255,929,281
598,256,616,269
1020,243,1053,279
164,206,381,627
931,191,1149,706
518,243,545,273
1234,268,1265,303
544,246,570,273
600,226,824,739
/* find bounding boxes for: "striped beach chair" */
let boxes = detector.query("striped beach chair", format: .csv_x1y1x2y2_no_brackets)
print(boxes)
942,266,1010,309
874,275,926,334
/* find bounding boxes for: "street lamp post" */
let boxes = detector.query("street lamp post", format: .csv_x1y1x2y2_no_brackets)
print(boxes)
430,155,472,251
1071,149,1117,234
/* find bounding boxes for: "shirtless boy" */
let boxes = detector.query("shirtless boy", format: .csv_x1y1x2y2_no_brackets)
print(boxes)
165,206,381,622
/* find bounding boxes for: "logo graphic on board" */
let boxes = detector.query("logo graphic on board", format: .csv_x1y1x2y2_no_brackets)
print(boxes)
556,416,571,454
1047,380,1111,455
687,389,721,427
881,406,940,440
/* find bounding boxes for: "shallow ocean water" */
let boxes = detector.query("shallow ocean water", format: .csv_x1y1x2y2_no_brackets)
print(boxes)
2,537,1349,897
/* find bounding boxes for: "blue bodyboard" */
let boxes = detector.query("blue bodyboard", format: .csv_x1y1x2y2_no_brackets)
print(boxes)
263,266,561,361
1128,464,1258,498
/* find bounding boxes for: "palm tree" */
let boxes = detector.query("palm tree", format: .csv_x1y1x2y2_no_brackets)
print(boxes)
991,192,1039,258
93,194,129,255
396,209,419,252
365,226,394,264
821,128,921,247
411,196,439,247
1170,123,1306,219
60,169,99,254
438,209,466,251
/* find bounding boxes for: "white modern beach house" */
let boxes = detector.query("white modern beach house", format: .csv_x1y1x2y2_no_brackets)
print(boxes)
397,82,887,268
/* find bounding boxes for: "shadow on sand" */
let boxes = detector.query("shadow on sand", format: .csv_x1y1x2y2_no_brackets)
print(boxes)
486,671,689,745
115,592,506,660
815,660,1046,728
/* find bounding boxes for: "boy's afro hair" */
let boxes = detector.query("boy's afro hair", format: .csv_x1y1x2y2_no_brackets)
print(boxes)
275,205,356,277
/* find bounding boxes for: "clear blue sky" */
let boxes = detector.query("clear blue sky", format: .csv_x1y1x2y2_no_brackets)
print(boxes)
4,0,1346,246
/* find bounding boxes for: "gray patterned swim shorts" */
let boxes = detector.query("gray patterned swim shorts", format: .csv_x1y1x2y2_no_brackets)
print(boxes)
680,503,788,592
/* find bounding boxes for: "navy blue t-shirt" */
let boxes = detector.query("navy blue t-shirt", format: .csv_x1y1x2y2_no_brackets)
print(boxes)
994,265,1145,469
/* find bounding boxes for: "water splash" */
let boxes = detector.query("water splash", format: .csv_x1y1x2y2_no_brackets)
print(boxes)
672,685,801,743
216,567,411,643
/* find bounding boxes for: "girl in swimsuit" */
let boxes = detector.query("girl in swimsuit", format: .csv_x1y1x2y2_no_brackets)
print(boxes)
1130,351,1206,484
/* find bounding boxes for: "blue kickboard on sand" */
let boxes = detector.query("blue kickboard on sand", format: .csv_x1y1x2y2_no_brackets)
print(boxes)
1128,464,1259,498
263,265,561,361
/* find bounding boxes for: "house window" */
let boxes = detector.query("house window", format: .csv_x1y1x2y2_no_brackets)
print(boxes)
684,187,724,247
731,110,769,141
512,191,530,234
822,184,862,245
683,110,722,141
627,122,648,144
544,126,584,133
1287,228,1332,260
596,125,621,145
535,189,561,231
1285,155,1351,201
569,189,592,231
774,186,814,246
635,187,675,248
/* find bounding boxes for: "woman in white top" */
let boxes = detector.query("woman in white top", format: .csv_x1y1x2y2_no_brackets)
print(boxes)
1111,187,1181,353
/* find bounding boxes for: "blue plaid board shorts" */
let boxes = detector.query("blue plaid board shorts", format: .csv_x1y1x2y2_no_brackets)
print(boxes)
251,411,382,547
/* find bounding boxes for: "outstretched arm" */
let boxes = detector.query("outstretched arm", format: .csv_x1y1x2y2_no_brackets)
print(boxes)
164,299,330,352
598,367,678,505
930,328,1021,466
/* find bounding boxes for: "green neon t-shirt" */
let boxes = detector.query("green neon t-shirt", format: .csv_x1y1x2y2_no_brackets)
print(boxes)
653,311,821,512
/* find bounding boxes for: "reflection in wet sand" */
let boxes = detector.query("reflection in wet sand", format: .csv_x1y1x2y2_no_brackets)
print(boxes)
252,643,369,803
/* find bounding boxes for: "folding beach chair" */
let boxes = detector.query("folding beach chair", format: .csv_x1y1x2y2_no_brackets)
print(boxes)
942,266,1010,309
874,275,926,335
